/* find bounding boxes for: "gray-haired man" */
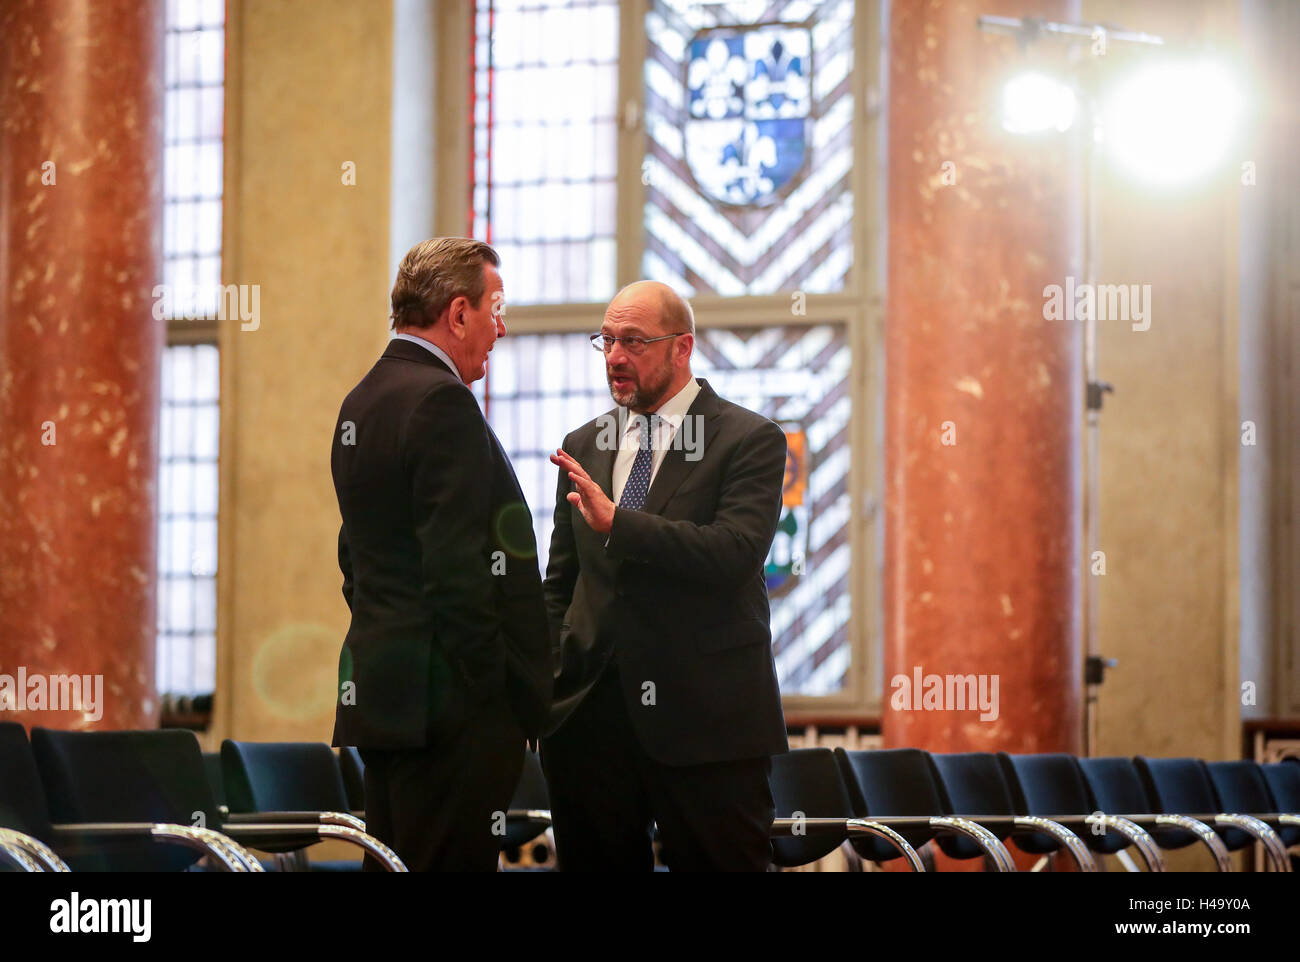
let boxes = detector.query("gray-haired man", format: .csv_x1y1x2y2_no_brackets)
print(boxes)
330,237,551,870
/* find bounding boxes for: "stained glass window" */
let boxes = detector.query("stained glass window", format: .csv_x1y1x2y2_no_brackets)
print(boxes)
472,0,620,304
694,324,852,695
644,0,854,295
479,323,852,696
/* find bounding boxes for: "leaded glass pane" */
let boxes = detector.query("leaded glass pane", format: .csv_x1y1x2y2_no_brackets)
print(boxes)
473,0,620,304
644,0,854,295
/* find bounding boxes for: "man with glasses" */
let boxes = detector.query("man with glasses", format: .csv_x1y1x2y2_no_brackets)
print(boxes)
540,280,789,871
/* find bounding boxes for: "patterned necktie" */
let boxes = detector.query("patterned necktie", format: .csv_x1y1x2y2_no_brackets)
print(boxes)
617,415,657,511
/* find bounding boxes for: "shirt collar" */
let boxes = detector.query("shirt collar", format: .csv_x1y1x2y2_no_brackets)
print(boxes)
392,332,463,381
623,377,702,438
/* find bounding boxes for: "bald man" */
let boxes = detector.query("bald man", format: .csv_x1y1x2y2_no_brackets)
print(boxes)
540,281,789,871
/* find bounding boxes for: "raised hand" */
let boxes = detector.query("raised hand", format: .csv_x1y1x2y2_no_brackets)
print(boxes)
551,449,615,534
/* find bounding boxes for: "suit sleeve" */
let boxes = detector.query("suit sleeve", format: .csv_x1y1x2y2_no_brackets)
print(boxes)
338,523,354,610
403,383,502,688
542,431,580,643
604,419,786,589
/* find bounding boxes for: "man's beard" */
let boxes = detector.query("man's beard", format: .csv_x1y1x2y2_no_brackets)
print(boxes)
607,357,673,412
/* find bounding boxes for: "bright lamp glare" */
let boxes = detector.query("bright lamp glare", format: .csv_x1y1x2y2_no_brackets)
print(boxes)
1102,60,1241,186
1001,72,1077,134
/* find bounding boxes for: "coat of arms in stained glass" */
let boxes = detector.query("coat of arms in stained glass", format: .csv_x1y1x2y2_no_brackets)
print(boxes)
685,25,812,206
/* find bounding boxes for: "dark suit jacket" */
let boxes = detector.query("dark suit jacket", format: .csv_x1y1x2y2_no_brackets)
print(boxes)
543,378,789,766
331,338,551,749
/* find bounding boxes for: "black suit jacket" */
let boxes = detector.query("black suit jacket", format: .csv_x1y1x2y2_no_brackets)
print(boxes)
543,379,789,766
331,338,551,749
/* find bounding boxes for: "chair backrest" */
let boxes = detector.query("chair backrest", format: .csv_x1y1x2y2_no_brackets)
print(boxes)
0,721,54,840
337,746,365,811
929,752,1016,818
768,748,855,867
1135,756,1250,851
998,753,1090,816
31,727,218,871
201,751,226,809
1208,760,1299,846
1261,761,1300,811
834,747,941,858
1205,760,1274,812
1261,760,1300,847
220,740,350,814
1076,756,1149,812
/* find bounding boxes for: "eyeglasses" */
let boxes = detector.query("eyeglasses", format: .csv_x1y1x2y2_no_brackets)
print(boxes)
589,332,687,356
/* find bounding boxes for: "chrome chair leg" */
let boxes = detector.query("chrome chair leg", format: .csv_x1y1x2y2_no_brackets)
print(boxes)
1213,815,1291,873
1012,816,1098,872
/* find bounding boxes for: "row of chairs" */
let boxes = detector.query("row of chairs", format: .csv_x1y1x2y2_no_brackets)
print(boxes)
204,741,554,870
769,748,1300,872
0,723,409,872
4,720,1296,872
0,722,556,872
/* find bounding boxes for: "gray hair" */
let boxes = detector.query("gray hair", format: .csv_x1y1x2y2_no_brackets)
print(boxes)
390,237,499,331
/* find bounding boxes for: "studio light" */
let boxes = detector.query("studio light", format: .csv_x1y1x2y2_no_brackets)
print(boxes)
1100,59,1241,186
1000,71,1077,134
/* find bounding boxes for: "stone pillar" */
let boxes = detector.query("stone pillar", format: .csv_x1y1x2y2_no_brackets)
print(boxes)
883,0,1083,766
0,0,164,730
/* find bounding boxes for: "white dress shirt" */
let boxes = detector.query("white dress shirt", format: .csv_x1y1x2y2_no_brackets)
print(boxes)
611,377,702,505
392,331,462,381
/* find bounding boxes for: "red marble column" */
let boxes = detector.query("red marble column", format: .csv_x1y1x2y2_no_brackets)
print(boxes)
883,0,1083,774
0,0,164,730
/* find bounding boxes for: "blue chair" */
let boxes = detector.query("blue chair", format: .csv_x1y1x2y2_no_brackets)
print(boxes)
1077,756,1232,871
929,751,1097,871
221,740,405,871
1136,756,1289,872
768,748,924,871
998,752,1164,871
1204,760,1296,870
29,726,259,871
834,747,1016,870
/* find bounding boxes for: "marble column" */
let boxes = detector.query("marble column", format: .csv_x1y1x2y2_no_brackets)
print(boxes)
0,0,164,730
883,0,1083,770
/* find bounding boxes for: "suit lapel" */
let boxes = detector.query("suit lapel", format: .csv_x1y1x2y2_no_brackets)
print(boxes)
588,417,618,501
643,380,718,516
